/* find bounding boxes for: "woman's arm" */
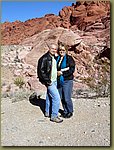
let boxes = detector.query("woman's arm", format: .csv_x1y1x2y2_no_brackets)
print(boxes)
62,56,75,78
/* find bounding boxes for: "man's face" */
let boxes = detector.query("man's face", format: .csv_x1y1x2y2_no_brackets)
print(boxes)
49,44,57,56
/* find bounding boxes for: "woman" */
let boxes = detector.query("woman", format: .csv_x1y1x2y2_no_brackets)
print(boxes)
56,43,75,118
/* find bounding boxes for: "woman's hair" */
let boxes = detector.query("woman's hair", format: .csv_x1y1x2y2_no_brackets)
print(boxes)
58,41,68,53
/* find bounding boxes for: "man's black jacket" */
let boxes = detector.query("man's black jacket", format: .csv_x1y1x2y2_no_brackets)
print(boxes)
37,51,52,86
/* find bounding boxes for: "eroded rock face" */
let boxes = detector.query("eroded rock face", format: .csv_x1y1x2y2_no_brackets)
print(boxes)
20,27,82,67
1,1,110,45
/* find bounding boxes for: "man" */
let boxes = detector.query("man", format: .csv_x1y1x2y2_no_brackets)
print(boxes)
37,43,63,123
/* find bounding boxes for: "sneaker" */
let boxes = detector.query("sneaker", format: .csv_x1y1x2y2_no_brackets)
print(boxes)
44,112,49,118
50,117,63,123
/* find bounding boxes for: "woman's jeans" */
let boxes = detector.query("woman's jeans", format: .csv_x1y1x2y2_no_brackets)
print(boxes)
45,81,61,119
58,80,73,114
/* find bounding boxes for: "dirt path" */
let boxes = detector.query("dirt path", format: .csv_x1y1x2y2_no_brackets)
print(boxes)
1,96,110,146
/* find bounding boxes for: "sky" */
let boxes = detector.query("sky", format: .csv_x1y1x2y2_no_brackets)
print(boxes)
1,1,76,23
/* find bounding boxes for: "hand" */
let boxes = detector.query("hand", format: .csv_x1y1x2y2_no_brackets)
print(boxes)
57,71,63,76
46,82,52,87
48,82,52,86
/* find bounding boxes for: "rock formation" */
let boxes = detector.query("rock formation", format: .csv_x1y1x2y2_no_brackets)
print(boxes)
1,1,110,45
1,1,110,97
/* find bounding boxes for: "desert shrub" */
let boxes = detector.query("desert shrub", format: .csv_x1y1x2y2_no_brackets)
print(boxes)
80,58,110,97
11,89,33,103
14,76,25,88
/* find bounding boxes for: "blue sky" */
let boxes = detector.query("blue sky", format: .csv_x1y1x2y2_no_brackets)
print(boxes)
1,1,76,23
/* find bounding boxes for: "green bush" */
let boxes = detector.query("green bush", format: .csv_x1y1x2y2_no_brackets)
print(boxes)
14,76,25,88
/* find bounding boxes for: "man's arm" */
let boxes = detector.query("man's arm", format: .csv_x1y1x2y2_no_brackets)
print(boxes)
37,57,51,86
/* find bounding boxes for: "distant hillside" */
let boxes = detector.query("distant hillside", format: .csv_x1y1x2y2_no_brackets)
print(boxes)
1,1,110,45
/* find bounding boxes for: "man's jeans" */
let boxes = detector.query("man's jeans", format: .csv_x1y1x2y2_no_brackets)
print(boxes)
58,80,73,114
45,81,60,119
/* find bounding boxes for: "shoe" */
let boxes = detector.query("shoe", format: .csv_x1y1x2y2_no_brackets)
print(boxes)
60,113,68,118
44,112,49,118
66,112,73,118
50,117,63,123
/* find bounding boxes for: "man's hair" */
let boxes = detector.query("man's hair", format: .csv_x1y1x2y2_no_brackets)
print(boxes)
48,42,58,49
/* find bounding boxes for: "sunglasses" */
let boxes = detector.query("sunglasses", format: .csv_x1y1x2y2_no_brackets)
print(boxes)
59,49,66,52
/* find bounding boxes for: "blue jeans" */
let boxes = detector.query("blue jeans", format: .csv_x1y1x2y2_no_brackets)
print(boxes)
45,81,60,119
58,80,73,114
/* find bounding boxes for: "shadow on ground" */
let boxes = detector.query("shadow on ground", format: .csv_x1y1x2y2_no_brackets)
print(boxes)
29,92,45,115
28,92,64,117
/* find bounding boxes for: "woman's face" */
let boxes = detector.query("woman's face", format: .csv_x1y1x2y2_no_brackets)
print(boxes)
58,47,66,57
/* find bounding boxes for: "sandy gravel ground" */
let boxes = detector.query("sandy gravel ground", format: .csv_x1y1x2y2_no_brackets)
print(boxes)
1,96,110,146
